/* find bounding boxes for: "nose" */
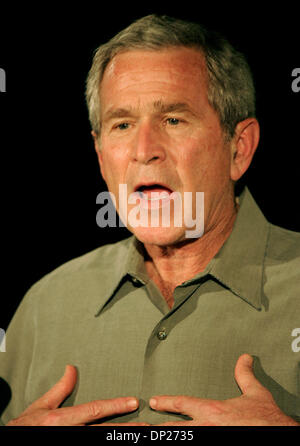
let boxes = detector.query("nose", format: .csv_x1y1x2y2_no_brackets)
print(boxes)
132,121,166,165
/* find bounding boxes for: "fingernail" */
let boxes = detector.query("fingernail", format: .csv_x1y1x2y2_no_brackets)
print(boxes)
127,398,138,410
149,398,157,409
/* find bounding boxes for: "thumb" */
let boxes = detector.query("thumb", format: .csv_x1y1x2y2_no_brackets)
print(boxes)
234,354,266,396
24,365,77,414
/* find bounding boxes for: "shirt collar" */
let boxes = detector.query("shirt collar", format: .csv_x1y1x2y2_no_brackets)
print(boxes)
94,237,148,316
95,186,270,315
208,187,270,310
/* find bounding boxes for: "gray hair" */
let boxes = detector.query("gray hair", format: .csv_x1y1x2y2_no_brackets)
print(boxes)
86,14,256,140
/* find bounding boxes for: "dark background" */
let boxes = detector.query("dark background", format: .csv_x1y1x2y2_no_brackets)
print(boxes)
0,4,299,330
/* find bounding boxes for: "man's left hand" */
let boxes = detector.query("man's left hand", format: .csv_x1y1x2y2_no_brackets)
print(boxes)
149,354,299,426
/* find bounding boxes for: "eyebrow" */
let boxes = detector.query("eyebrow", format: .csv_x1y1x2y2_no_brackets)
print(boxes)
102,101,197,122
103,107,136,122
153,100,195,115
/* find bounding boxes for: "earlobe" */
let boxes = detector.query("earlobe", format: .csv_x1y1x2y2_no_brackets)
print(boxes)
230,118,260,181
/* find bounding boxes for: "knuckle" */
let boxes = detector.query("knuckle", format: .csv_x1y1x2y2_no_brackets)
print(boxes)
87,401,103,420
173,395,185,411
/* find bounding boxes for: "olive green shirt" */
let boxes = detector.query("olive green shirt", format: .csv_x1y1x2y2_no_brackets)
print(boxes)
0,187,299,425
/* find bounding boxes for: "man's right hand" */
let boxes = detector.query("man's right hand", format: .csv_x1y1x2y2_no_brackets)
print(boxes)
6,365,147,426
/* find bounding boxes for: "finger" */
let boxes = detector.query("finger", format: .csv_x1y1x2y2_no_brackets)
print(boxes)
55,396,140,425
234,354,266,396
150,395,199,417
97,422,150,426
24,365,77,414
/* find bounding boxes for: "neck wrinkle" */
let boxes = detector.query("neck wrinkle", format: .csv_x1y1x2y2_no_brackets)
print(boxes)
144,203,238,288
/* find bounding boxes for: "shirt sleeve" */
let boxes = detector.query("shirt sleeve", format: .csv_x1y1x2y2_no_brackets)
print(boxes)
0,286,37,425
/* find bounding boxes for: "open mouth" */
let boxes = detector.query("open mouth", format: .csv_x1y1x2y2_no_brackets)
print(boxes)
132,183,174,210
135,184,173,200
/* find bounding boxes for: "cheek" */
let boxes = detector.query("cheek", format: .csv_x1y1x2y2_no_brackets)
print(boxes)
177,135,230,187
177,136,212,172
100,141,129,182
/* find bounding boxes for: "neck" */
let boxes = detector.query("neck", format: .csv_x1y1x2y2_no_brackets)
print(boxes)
144,200,238,308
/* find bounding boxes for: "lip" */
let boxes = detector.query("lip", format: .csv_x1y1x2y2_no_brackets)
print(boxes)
131,182,177,211
133,181,173,194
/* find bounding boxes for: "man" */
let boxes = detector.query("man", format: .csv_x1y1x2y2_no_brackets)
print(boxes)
0,15,299,426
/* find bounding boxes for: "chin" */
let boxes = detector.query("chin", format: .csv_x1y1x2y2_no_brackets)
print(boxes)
130,226,187,248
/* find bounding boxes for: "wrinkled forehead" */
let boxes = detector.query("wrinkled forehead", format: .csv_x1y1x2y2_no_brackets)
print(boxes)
99,48,210,114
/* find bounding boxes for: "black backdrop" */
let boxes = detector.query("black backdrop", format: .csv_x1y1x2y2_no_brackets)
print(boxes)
0,4,299,330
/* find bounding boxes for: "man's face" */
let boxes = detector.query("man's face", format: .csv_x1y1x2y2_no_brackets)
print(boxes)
96,47,235,246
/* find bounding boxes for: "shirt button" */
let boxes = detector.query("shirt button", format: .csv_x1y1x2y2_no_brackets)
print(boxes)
157,328,167,340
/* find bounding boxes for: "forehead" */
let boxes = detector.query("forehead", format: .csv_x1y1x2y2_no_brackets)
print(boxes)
104,46,207,76
99,47,209,109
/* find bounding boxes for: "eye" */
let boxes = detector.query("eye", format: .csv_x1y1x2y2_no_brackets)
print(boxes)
166,118,180,126
115,122,130,130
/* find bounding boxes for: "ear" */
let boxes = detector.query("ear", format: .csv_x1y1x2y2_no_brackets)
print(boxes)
230,118,260,181
92,130,106,182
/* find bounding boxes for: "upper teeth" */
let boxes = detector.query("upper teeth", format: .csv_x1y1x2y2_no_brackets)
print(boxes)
137,191,170,200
